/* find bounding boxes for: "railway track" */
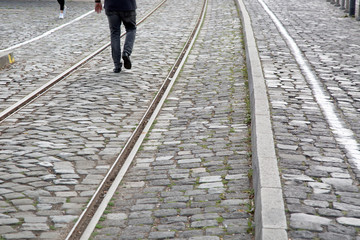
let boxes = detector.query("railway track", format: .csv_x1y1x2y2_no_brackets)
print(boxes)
66,0,208,238
0,0,208,239
0,0,163,116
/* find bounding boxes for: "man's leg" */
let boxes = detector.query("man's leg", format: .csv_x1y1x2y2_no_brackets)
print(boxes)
121,11,136,69
57,0,64,10
106,12,122,72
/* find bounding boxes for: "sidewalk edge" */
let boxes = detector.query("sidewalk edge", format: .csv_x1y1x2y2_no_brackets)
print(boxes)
234,0,288,239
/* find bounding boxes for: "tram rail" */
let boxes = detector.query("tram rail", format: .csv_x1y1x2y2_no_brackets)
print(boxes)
0,0,167,124
0,0,208,238
66,0,208,238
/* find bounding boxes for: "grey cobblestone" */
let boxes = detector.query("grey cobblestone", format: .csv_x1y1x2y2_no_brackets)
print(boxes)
3,231,36,239
93,0,251,239
5,0,352,238
244,0,360,238
148,231,176,239
0,0,206,238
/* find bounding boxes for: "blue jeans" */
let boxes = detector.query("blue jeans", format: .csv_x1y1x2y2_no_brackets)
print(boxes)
106,10,136,68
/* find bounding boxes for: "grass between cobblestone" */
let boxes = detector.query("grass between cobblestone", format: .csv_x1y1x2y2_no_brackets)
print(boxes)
238,7,254,235
90,3,254,239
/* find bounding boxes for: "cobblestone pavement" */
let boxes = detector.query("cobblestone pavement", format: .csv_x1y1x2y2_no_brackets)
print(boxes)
0,0,93,50
91,0,252,239
0,0,156,112
243,0,360,239
93,0,252,240
4,0,360,239
0,0,211,239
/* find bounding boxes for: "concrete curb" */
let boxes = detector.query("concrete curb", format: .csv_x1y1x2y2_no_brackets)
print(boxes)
234,0,288,239
0,52,14,69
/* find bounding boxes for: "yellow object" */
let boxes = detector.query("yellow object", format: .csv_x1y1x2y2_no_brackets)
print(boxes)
8,53,14,64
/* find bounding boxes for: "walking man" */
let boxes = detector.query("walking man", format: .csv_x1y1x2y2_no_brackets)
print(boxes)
95,0,137,73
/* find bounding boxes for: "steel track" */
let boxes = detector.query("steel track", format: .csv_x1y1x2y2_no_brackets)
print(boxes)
0,0,168,123
0,0,208,238
66,0,208,238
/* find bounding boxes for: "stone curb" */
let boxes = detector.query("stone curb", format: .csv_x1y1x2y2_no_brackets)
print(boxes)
0,52,14,69
234,0,288,239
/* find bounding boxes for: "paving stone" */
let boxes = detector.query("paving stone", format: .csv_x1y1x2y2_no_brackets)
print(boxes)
290,213,331,231
225,174,247,180
3,231,36,239
180,208,202,216
308,182,331,194
192,213,219,221
321,178,353,187
1,0,251,238
128,211,152,219
190,237,220,240
317,208,343,217
39,232,62,239
128,217,154,225
220,199,248,206
191,220,218,228
0,226,15,234
160,216,188,224
50,215,77,224
154,209,178,217
303,200,329,208
0,218,19,225
318,232,352,240
157,222,186,231
199,176,222,183
198,182,224,189
24,217,47,223
148,231,176,239
337,217,360,227
289,230,316,239
283,174,315,182
328,223,357,235
178,230,204,238
333,202,360,212
22,223,49,231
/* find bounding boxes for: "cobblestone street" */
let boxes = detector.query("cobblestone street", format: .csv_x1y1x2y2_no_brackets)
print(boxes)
92,0,251,238
244,0,360,239
1,0,360,239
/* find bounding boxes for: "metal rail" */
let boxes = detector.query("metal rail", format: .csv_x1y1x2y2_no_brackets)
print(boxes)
0,0,168,124
65,0,208,239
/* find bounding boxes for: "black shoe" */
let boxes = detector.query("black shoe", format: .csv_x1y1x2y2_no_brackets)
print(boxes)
122,53,132,69
113,67,121,73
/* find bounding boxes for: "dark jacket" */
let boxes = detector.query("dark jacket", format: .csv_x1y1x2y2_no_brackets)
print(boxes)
104,0,136,11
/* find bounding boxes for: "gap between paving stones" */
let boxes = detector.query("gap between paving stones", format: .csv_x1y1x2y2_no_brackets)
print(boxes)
91,0,253,239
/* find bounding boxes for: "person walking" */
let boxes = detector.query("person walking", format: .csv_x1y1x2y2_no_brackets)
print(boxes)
95,0,137,73
57,0,66,19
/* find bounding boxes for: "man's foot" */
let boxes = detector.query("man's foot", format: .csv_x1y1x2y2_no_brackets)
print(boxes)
122,53,132,69
113,67,121,73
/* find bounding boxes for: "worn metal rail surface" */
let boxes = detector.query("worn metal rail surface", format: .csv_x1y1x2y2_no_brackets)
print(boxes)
0,0,208,239
65,0,208,238
0,0,167,123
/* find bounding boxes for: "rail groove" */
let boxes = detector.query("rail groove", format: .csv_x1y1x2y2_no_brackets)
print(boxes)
65,0,208,239
0,0,167,124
